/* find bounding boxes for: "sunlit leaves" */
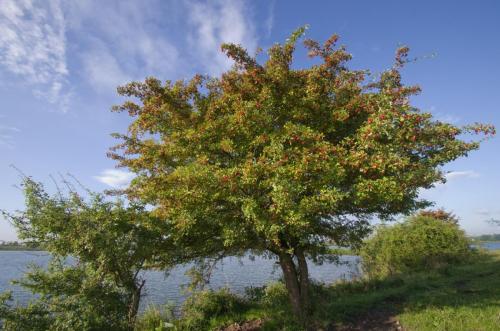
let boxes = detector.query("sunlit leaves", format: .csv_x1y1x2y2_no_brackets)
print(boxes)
110,28,493,261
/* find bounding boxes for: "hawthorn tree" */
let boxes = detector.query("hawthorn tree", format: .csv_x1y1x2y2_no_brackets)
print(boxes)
109,28,494,321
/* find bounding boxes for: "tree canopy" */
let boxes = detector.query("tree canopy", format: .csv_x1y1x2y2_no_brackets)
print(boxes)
109,27,494,320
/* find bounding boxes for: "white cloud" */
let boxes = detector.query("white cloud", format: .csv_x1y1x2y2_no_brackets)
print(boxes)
65,0,180,92
427,170,480,191
428,106,461,124
444,170,480,181
94,169,135,189
435,113,461,124
1,0,261,103
186,0,258,75
81,42,132,92
0,0,70,111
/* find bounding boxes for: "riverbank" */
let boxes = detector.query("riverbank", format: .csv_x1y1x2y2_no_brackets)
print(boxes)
0,245,42,251
144,250,500,330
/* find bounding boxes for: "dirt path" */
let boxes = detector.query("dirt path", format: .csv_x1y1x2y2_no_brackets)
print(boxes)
329,308,404,331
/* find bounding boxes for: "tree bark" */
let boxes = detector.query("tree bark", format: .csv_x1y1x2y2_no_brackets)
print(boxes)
278,253,303,320
278,249,312,326
296,248,311,318
127,279,145,329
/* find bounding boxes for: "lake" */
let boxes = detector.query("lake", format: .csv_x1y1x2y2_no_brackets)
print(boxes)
477,241,500,250
0,251,360,310
4,242,498,310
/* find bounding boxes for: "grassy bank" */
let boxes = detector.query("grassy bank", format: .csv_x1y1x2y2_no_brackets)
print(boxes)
323,250,500,331
139,251,500,330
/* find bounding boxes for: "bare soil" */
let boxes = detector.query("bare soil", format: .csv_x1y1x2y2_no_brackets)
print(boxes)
329,308,404,331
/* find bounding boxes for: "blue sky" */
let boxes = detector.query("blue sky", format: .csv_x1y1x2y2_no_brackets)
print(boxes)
1,0,499,241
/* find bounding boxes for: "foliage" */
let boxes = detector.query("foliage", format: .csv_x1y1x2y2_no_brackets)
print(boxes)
416,208,459,224
175,288,250,330
1,177,164,330
0,261,130,330
109,26,493,319
359,214,473,279
134,304,175,331
0,292,52,331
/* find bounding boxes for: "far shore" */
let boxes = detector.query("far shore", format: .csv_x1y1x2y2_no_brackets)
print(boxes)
0,245,43,251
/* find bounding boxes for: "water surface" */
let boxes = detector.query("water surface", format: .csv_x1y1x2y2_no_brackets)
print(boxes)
476,241,500,250
0,251,360,310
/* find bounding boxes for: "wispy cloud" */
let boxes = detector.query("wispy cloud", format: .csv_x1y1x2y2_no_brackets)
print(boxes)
66,1,180,92
476,209,492,216
444,170,480,181
94,169,134,189
186,0,258,75
428,170,480,191
0,0,70,111
81,41,132,92
0,124,20,149
264,0,276,39
1,0,262,106
429,106,461,124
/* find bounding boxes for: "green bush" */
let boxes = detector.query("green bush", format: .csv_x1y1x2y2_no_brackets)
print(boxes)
134,304,175,331
359,214,473,279
0,263,130,331
257,282,290,308
176,288,249,330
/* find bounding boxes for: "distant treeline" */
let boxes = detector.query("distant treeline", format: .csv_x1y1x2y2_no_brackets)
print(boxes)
471,234,500,242
0,241,41,251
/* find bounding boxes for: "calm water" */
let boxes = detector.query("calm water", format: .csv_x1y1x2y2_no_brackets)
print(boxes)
0,251,360,310
478,242,500,250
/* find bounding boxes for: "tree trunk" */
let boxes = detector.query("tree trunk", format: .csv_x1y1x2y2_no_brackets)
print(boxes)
296,248,311,317
127,279,145,329
278,253,303,319
278,250,311,325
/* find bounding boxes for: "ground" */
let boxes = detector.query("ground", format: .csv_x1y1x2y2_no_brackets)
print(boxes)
216,250,500,331
327,250,500,331
142,250,500,330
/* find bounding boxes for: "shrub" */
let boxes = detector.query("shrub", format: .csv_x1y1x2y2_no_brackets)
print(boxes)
177,288,248,330
359,214,473,279
0,262,130,331
134,304,175,331
259,282,290,308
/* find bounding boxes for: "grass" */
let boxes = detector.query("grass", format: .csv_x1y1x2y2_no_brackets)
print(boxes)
137,250,500,330
319,250,500,330
396,252,500,331
327,250,500,330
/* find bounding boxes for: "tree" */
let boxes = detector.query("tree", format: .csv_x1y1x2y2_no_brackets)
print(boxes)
109,27,494,321
1,176,164,330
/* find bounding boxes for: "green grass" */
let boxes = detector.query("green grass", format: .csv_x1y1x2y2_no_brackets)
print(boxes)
137,251,500,330
396,253,500,331
320,250,500,330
